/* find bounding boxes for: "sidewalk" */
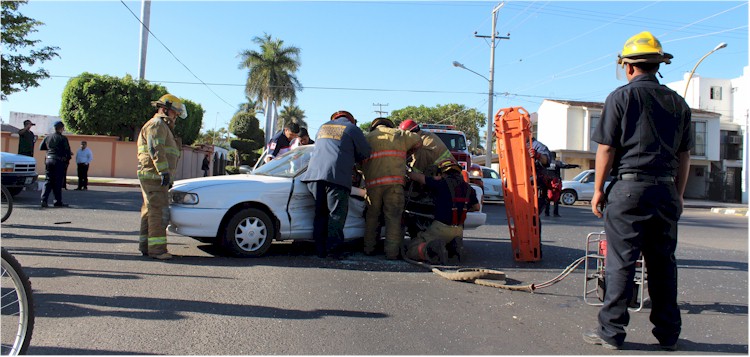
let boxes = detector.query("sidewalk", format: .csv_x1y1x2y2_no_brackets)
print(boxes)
52,175,749,217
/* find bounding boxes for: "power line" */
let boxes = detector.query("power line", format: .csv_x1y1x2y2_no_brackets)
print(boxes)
118,1,235,110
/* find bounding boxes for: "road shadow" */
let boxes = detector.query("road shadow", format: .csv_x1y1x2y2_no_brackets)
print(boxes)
34,292,389,321
27,346,147,355
619,340,748,354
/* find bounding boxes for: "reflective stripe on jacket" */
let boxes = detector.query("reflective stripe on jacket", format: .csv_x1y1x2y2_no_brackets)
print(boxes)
137,114,180,182
363,127,421,188
410,131,456,173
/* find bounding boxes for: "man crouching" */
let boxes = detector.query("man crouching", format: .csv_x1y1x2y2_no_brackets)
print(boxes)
405,160,480,264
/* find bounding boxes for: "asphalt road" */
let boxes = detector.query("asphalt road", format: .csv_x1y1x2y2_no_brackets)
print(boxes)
1,187,747,355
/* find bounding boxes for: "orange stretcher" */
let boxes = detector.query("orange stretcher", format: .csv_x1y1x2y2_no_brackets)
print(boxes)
494,107,542,262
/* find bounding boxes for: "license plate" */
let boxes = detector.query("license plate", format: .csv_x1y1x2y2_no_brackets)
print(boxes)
24,177,32,184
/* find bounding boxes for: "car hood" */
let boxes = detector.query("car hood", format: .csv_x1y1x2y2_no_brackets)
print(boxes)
1,152,36,164
172,174,292,192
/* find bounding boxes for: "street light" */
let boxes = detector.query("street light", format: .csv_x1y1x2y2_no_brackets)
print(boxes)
683,42,728,99
453,60,494,159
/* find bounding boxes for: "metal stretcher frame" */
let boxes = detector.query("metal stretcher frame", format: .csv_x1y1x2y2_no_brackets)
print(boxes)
494,107,542,262
583,231,648,312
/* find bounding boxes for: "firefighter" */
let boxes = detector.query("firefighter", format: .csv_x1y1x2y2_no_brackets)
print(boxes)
405,160,480,264
137,94,187,260
362,117,421,259
399,119,456,176
584,31,691,351
301,110,371,259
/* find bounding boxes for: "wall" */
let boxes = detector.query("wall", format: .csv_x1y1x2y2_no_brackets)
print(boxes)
2,131,213,179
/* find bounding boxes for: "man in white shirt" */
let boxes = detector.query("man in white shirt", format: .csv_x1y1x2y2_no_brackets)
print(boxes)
75,141,93,190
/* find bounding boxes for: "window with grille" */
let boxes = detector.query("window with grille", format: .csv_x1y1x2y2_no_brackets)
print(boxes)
691,121,706,156
710,86,722,100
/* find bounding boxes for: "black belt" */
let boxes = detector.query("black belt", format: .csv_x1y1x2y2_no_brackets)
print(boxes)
619,173,674,183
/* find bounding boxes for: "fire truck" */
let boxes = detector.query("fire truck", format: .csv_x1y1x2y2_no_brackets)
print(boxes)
419,124,483,190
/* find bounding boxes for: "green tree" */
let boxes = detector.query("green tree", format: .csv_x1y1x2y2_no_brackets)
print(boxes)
60,73,166,140
228,111,265,166
390,104,485,150
173,99,204,146
278,104,307,130
1,0,60,100
238,33,302,131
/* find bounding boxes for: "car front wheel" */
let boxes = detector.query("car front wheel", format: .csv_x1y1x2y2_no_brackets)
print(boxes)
222,208,274,257
560,190,577,205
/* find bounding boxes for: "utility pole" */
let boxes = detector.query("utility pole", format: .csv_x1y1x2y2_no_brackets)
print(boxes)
373,103,389,117
474,2,509,158
138,0,151,80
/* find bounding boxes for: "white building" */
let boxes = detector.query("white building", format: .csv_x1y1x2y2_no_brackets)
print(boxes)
536,99,726,201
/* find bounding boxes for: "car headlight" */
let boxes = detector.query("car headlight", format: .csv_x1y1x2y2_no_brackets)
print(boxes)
470,170,481,177
1,163,14,172
171,191,199,205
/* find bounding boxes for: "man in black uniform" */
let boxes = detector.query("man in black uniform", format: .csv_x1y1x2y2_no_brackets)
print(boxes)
584,31,692,351
39,121,72,208
18,120,37,157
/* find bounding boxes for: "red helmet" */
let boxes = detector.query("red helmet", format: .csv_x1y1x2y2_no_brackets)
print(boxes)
331,110,356,125
399,119,419,132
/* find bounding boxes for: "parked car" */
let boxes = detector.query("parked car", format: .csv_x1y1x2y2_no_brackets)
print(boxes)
560,169,613,205
1,152,38,197
167,145,487,257
478,166,503,201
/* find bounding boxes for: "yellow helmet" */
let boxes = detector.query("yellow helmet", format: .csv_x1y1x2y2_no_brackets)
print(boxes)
617,31,673,65
152,94,188,119
437,159,461,174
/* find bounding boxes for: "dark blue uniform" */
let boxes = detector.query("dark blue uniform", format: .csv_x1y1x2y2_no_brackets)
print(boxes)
267,130,293,160
302,117,371,258
592,73,693,347
425,174,478,226
39,132,72,207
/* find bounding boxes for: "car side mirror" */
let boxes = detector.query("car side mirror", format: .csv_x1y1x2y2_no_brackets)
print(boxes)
238,165,253,174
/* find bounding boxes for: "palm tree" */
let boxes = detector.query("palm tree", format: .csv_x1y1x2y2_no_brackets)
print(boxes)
238,33,302,135
236,95,262,116
278,104,307,131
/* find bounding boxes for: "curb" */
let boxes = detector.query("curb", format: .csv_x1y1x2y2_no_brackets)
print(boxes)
710,207,750,216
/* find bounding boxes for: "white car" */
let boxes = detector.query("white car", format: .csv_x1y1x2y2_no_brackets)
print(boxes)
168,145,487,257
1,152,38,196
560,169,613,205
479,166,503,201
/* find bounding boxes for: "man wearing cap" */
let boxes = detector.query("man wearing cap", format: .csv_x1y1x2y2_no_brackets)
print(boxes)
301,111,370,259
38,121,72,207
18,120,37,157
584,31,692,351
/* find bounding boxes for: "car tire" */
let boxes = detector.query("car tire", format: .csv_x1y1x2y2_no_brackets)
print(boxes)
7,187,23,197
222,208,274,257
561,190,577,205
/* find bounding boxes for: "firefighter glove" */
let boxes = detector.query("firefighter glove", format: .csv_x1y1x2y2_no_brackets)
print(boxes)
160,172,171,187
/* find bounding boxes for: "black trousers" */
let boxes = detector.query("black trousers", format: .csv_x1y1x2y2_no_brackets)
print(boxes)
306,181,349,257
598,179,682,346
41,158,66,204
77,163,89,189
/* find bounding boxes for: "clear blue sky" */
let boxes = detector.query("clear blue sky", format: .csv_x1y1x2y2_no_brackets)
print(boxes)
3,1,748,143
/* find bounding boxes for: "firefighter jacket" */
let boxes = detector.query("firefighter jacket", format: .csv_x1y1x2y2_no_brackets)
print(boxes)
410,130,456,174
363,127,421,188
137,113,181,182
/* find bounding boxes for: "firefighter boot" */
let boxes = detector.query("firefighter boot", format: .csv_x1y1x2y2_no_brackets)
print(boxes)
425,240,448,265
447,236,465,263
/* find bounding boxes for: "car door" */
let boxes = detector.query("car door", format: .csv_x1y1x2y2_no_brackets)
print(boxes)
577,171,597,200
287,177,316,239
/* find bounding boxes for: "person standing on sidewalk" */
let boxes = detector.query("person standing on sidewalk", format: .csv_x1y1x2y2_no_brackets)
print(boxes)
584,31,692,351
202,154,210,177
137,94,187,260
75,141,93,190
39,121,72,207
18,120,37,157
301,110,370,259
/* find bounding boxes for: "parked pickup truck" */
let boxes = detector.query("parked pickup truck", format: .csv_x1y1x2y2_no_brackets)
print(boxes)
1,152,38,196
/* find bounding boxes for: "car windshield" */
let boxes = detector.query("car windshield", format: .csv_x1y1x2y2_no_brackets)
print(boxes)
434,133,467,151
253,145,314,178
571,171,591,181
